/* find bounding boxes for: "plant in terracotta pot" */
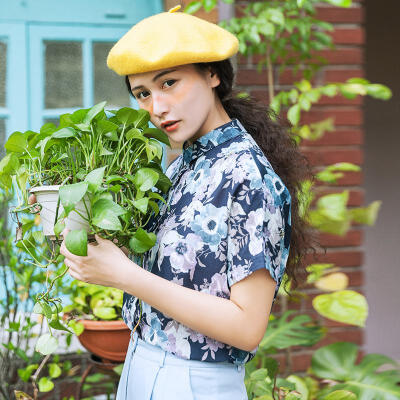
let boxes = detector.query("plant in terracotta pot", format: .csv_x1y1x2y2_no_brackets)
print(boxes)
62,280,131,363
0,101,172,354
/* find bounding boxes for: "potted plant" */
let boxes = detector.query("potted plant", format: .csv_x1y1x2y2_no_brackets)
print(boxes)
63,281,130,363
0,101,172,354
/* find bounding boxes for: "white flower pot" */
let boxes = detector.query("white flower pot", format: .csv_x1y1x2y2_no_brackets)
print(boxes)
29,185,91,239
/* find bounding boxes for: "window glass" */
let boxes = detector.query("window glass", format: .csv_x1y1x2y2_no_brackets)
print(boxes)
45,41,83,109
93,42,130,108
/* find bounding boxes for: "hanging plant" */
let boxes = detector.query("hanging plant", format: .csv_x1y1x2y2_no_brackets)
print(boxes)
0,101,172,353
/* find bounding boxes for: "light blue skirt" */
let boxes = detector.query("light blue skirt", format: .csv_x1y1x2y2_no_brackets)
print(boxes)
116,330,248,400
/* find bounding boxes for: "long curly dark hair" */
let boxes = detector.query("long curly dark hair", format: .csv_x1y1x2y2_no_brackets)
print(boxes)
124,59,319,292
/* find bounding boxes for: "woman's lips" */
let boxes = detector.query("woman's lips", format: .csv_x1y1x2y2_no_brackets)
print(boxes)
164,121,180,132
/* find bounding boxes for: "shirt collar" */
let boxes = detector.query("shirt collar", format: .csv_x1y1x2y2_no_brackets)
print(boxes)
182,118,246,165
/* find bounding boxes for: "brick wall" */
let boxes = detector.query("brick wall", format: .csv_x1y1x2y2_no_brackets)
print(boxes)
163,0,367,374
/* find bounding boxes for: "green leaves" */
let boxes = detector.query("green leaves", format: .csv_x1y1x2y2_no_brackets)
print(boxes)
59,181,89,216
84,166,107,193
132,168,159,192
259,310,325,350
312,290,368,327
92,198,125,230
116,107,138,125
35,333,58,355
83,101,107,125
51,127,76,139
129,227,157,253
65,229,88,256
311,341,400,400
5,131,27,153
66,282,123,321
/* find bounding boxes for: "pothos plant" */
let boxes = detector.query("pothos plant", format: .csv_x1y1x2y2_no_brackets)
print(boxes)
63,280,124,322
0,101,172,354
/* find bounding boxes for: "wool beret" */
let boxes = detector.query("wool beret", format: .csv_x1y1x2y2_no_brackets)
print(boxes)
106,5,239,76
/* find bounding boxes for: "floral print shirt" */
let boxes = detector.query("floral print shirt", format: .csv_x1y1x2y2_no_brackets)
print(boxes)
122,118,292,366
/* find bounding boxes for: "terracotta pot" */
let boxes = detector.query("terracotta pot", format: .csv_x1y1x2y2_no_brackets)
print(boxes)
77,319,131,363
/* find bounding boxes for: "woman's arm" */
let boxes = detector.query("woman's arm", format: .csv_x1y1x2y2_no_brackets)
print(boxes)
60,232,277,352
118,259,276,352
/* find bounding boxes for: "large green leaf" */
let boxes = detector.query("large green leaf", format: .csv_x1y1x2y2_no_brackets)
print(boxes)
259,310,325,350
48,363,62,379
92,207,122,231
142,127,171,147
323,390,356,400
65,229,88,256
59,181,89,216
84,166,107,193
51,127,77,139
38,377,54,392
349,201,381,226
116,107,138,125
312,290,368,327
96,119,119,135
311,341,400,400
35,333,58,355
83,101,107,124
134,108,150,128
129,227,157,253
93,306,117,320
133,197,149,214
92,198,126,217
5,131,27,153
132,168,159,192
0,153,19,175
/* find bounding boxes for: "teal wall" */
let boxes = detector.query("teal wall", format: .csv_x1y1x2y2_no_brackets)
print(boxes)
0,0,165,305
0,0,165,166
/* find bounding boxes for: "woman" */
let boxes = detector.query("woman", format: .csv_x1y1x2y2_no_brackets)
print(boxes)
31,6,315,400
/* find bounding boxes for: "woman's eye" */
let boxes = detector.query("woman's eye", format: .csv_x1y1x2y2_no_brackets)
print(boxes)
136,90,150,100
163,79,176,88
134,80,175,100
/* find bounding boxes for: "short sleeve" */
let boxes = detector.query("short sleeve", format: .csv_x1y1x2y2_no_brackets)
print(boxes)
226,171,291,301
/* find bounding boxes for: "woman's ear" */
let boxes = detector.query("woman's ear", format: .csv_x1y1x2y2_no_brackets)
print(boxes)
209,68,220,88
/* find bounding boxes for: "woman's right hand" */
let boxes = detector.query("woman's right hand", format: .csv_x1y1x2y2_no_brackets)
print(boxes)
28,194,37,205
28,193,40,214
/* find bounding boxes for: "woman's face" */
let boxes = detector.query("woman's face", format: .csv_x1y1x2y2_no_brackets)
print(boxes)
127,64,224,146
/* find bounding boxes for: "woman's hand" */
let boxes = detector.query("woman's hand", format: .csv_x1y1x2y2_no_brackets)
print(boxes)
28,193,41,214
60,228,132,288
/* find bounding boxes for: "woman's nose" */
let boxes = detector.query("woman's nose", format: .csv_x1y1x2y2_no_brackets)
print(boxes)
152,93,170,119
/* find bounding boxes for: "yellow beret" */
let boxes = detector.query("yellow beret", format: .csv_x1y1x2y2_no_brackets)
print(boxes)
106,5,239,76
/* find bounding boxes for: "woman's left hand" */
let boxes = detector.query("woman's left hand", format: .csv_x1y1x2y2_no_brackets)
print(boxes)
60,228,131,288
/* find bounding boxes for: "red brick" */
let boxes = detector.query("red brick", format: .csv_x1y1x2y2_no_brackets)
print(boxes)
317,94,363,106
301,129,363,147
302,148,363,167
321,315,355,328
318,229,363,247
278,68,317,85
315,6,364,23
324,68,364,82
236,68,269,86
303,251,363,268
291,352,313,372
331,28,365,45
347,270,364,287
312,328,364,348
252,48,364,66
298,108,363,126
